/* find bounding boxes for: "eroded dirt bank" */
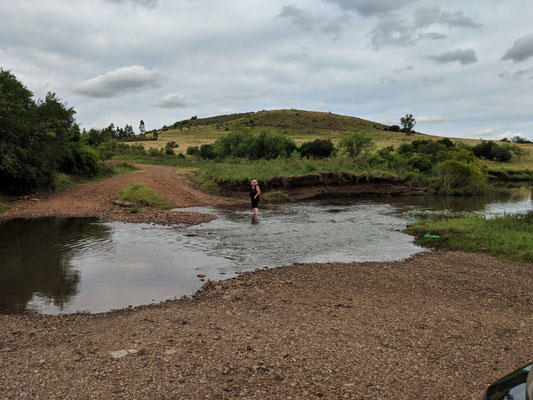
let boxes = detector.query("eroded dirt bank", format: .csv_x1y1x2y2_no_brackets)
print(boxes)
218,172,427,200
2,164,229,225
1,252,532,399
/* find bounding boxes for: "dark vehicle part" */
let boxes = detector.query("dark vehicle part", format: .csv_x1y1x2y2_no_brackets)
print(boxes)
485,362,532,400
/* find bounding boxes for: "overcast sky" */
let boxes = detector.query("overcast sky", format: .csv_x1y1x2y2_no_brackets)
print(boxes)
1,0,532,139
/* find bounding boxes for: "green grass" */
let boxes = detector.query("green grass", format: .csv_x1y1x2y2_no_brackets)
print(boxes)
129,109,533,172
0,201,11,214
404,212,533,263
181,156,400,188
262,191,289,203
118,183,169,208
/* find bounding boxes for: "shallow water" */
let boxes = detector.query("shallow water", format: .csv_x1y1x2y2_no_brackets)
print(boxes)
1,186,531,314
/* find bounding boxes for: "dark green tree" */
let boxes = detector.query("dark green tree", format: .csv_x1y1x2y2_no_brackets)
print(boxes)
400,114,416,134
139,120,146,135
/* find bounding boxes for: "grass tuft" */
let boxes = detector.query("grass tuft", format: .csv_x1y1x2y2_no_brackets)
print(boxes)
262,191,289,203
118,183,169,208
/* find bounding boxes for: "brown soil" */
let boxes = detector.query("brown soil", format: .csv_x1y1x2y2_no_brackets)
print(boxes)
1,252,531,399
2,164,231,225
219,173,426,200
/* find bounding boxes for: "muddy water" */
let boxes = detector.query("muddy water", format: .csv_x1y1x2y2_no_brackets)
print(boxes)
1,187,531,314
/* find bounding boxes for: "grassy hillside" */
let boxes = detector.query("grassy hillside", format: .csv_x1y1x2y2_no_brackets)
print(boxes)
138,109,427,150
135,109,533,172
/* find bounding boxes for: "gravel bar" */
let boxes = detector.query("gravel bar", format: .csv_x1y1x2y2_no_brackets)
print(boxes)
1,251,532,399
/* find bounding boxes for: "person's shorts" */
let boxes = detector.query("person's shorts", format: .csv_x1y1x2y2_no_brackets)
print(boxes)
251,197,260,208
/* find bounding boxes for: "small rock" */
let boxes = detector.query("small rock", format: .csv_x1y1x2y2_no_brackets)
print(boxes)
164,349,178,355
110,349,129,359
197,273,206,278
201,279,213,290
30,198,39,202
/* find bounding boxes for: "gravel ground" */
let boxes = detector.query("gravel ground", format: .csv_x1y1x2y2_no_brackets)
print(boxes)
1,164,229,225
1,251,532,399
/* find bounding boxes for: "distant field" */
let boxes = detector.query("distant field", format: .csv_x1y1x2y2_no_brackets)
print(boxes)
133,109,533,171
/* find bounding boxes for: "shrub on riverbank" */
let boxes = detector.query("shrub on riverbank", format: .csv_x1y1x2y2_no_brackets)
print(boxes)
405,211,533,263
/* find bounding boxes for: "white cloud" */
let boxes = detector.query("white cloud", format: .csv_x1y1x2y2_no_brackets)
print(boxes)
476,128,494,135
417,115,447,123
153,93,196,108
497,131,523,140
75,66,163,98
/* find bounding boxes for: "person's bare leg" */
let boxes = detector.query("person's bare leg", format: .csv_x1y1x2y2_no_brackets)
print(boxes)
253,207,258,216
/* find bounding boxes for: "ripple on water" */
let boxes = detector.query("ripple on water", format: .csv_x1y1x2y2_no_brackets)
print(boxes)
1,187,531,314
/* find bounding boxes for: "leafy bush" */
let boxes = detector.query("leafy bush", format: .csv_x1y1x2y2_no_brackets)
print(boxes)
337,132,374,158
299,139,334,158
199,144,216,160
212,125,297,160
164,141,178,155
186,146,200,156
0,70,84,193
434,159,488,195
73,145,99,176
388,125,400,132
472,141,512,162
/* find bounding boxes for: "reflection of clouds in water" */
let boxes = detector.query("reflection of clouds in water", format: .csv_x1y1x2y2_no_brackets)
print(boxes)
5,188,532,314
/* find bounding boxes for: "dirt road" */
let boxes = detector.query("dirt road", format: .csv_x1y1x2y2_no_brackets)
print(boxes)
2,164,230,224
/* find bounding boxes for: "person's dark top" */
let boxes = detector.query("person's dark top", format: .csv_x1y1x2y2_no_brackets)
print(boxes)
250,185,260,208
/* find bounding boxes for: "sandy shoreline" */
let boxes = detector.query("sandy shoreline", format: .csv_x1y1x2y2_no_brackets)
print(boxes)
1,251,532,399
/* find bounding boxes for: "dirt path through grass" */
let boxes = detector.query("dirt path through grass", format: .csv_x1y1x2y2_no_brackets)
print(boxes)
2,164,230,224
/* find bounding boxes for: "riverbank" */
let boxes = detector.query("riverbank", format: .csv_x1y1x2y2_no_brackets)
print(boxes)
406,211,533,263
1,164,227,226
1,251,531,399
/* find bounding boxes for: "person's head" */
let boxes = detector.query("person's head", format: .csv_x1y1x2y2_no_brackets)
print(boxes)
251,179,258,186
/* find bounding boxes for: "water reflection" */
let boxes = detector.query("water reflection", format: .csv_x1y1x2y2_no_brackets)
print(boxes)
0,186,531,315
0,218,110,313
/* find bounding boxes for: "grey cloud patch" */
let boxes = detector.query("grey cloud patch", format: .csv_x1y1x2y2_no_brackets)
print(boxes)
502,33,533,62
429,49,477,65
75,66,163,98
393,65,414,74
369,17,445,49
105,0,158,8
420,32,446,40
415,7,481,29
277,5,348,38
369,6,476,49
324,0,416,16
499,67,533,81
369,17,417,49
153,93,196,109
277,5,317,31
381,65,414,82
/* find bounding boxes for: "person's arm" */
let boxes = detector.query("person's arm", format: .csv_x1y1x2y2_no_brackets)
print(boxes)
254,185,261,198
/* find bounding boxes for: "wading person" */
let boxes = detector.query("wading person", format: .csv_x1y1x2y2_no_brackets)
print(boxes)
249,179,261,217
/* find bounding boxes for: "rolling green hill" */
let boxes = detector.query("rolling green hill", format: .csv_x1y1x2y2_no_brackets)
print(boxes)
141,109,430,150
135,109,532,172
